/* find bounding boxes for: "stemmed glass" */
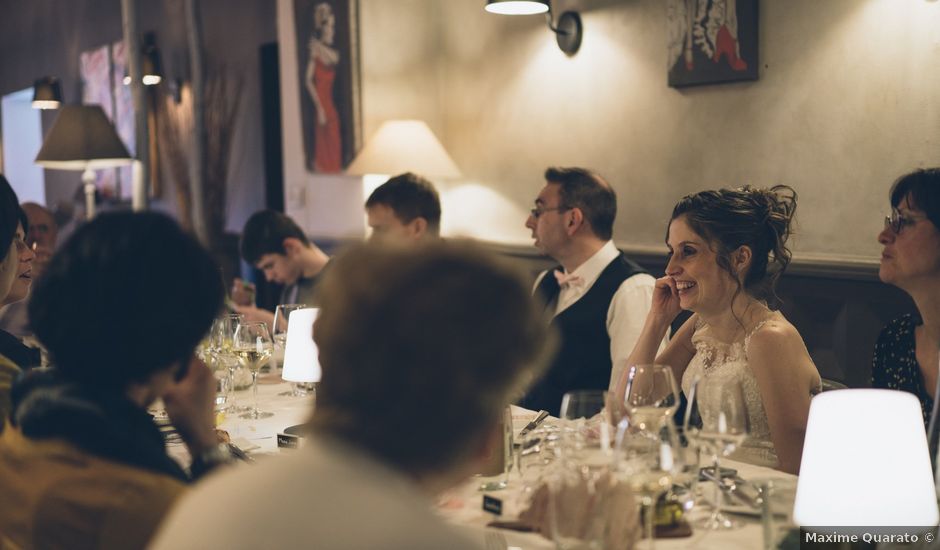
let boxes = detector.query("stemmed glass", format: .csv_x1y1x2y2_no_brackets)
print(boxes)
614,413,681,550
233,321,274,420
618,364,680,434
559,390,612,462
685,376,749,530
211,313,245,412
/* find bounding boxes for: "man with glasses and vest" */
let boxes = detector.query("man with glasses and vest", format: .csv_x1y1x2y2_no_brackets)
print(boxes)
521,167,664,416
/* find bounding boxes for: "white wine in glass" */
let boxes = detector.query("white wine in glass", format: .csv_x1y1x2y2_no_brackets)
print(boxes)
234,322,274,419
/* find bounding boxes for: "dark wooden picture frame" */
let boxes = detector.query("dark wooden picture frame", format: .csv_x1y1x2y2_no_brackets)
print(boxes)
666,0,758,88
292,0,360,173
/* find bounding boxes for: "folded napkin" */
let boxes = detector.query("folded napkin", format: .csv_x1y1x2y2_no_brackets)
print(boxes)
518,471,639,550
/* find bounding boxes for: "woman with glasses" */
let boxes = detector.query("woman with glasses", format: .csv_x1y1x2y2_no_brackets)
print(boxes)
873,168,940,428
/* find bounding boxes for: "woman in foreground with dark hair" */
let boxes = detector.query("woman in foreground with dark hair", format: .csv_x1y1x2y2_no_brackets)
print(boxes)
872,168,940,429
0,212,227,549
616,185,820,475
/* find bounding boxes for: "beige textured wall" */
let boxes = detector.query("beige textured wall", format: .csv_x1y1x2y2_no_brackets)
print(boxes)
352,0,940,262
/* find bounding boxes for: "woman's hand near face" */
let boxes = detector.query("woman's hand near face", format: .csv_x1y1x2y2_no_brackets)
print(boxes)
650,275,682,322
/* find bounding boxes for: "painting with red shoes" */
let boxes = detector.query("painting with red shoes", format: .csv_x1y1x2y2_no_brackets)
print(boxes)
666,0,758,88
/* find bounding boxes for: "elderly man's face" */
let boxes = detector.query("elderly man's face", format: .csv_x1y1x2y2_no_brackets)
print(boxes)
22,203,57,278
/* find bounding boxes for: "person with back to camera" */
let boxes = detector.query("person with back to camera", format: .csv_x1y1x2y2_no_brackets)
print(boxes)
0,211,230,549
872,168,940,430
614,185,820,474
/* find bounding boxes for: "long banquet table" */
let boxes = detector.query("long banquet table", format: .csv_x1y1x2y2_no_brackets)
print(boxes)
191,377,797,549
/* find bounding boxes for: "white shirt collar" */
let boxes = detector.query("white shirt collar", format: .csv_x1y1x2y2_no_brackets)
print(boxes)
563,240,619,287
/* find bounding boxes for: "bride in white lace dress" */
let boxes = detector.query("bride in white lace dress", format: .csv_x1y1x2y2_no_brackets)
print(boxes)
616,185,820,474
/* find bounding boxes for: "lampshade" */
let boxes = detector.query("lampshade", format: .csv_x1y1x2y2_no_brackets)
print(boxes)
345,120,461,178
35,105,132,170
485,0,549,15
793,390,939,529
281,308,321,383
32,76,62,109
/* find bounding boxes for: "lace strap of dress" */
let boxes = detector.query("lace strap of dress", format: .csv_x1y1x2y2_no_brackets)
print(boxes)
743,318,772,353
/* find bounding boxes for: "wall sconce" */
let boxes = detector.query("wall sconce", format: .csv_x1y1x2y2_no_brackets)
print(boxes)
123,38,163,86
485,0,582,56
32,76,63,109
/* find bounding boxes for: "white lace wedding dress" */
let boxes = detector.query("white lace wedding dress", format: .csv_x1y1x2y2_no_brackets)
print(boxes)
680,315,779,468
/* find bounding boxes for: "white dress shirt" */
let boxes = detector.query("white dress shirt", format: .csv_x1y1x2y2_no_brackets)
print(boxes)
534,241,666,388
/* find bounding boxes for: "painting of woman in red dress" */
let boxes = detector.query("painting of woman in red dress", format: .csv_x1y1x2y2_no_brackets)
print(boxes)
294,0,359,174
666,0,758,88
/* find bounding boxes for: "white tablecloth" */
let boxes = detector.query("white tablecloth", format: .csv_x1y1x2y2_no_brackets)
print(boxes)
198,381,796,549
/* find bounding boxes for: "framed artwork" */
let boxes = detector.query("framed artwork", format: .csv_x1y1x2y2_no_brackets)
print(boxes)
80,41,135,200
666,0,758,88
292,0,361,173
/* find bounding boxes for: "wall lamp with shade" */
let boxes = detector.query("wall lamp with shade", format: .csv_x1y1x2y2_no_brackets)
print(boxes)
346,120,461,179
32,76,62,110
793,390,939,534
35,105,132,220
123,41,163,86
485,0,582,56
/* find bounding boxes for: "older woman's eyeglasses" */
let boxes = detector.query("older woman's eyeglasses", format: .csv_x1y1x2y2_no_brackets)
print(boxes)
884,208,927,234
530,206,570,219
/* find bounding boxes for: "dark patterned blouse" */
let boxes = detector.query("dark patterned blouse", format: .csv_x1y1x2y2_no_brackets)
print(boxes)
872,314,933,427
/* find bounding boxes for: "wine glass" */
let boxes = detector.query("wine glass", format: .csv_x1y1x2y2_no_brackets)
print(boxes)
211,313,246,412
614,413,681,550
620,364,680,433
233,321,274,420
685,376,749,530
559,390,613,462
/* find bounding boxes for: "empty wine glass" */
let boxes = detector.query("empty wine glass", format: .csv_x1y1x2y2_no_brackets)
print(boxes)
212,313,246,412
559,390,613,462
233,321,274,420
685,376,749,530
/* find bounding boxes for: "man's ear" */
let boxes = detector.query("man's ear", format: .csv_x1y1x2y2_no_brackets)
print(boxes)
282,237,304,256
566,207,585,236
407,217,428,239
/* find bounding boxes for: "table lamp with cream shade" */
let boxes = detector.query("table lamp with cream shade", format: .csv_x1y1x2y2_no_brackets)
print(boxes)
281,307,321,385
345,119,461,180
35,105,132,220
793,389,939,534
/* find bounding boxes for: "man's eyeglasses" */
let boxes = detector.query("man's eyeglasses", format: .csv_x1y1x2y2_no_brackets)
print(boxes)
884,208,927,234
530,206,570,219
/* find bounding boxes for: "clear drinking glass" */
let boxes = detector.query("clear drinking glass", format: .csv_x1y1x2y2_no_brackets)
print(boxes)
212,313,245,412
614,414,681,550
685,376,749,530
233,321,274,420
559,390,613,462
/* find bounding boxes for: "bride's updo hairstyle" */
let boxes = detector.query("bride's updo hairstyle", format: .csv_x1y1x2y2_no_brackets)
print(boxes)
670,185,797,304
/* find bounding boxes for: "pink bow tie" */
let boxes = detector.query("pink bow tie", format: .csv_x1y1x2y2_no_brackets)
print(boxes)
554,270,584,289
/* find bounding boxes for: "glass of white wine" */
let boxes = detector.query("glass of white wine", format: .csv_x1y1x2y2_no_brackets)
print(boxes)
234,321,274,420
685,376,749,530
213,313,246,412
